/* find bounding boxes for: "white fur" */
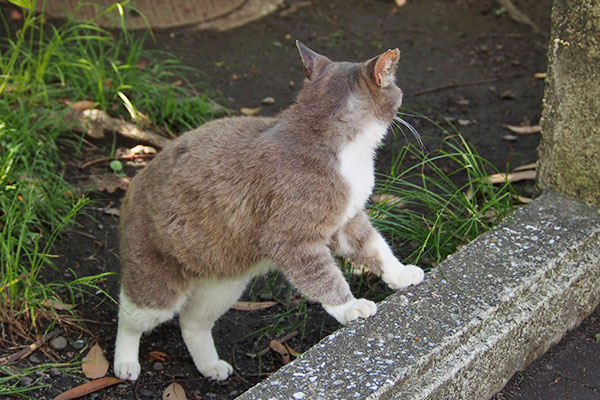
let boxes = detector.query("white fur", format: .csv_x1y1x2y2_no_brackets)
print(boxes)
338,120,389,225
179,277,249,381
114,288,185,380
114,259,276,381
368,233,425,289
323,298,377,325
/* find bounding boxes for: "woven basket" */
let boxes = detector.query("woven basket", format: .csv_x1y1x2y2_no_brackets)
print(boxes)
38,0,247,29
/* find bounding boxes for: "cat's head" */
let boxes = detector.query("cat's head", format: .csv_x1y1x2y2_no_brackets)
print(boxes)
295,41,403,125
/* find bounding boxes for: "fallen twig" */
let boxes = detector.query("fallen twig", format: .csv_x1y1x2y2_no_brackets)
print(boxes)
68,109,170,149
54,377,123,400
248,330,299,359
81,153,156,169
0,328,61,365
497,0,542,34
414,77,505,96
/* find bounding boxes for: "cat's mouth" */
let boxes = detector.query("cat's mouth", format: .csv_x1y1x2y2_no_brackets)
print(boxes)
392,112,426,152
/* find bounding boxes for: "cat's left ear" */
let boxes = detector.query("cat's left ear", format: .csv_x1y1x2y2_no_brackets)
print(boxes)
368,48,400,87
296,41,330,80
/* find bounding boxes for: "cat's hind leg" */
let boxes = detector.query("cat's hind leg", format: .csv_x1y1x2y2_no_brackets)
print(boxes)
114,288,181,380
179,277,249,381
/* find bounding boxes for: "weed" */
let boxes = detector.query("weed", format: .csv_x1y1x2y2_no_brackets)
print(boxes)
0,0,218,343
372,114,518,267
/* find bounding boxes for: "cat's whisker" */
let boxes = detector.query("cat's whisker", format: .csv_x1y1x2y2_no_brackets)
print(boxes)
393,115,426,152
390,119,410,145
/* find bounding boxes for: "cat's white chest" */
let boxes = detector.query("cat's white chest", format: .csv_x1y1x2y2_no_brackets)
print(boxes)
338,121,388,224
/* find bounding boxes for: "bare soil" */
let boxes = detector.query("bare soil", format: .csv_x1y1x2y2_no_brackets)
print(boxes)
6,1,583,399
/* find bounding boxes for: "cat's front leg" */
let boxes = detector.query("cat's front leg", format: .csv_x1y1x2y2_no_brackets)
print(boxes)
269,241,376,325
323,298,377,325
333,211,424,290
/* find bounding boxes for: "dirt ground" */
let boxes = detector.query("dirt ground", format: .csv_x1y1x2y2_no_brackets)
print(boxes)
10,0,596,399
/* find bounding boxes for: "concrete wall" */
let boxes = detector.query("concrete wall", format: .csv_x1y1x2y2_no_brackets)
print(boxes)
536,0,600,206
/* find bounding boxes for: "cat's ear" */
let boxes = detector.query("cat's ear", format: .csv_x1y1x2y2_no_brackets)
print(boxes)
296,40,329,80
368,48,400,87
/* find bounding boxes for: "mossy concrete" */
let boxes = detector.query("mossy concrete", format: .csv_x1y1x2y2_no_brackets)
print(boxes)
536,0,600,206
235,191,600,399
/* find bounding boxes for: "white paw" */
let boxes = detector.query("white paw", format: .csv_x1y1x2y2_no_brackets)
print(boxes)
114,361,141,381
199,360,233,381
324,298,377,325
382,264,424,289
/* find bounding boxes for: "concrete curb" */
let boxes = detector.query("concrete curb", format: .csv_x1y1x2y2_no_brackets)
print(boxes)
235,191,600,400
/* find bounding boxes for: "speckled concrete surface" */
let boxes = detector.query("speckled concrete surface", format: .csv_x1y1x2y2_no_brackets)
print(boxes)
235,191,600,400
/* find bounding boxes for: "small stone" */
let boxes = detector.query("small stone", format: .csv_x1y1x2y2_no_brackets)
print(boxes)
71,339,86,349
261,96,276,105
116,384,129,391
457,119,471,126
50,336,67,350
285,34,293,40
28,354,41,364
455,96,470,106
152,361,163,371
502,134,518,142
49,367,61,376
289,80,295,88
139,387,154,397
21,377,34,387
293,392,306,399
500,90,516,99
273,41,283,47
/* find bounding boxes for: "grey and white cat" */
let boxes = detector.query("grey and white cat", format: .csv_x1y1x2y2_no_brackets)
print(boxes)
114,41,424,381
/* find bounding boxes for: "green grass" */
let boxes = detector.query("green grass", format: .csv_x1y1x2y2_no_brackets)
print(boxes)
0,0,219,354
372,114,518,267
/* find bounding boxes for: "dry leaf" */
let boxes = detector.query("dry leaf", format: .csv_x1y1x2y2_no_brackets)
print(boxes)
163,382,187,400
533,72,546,79
269,339,291,365
70,100,95,112
514,195,533,204
43,298,73,311
283,343,300,357
172,79,183,86
10,9,22,21
371,193,404,207
53,377,122,400
240,107,261,116
503,124,542,135
82,343,109,379
85,173,130,193
232,301,278,311
129,145,157,155
513,162,537,172
487,169,536,184
149,351,169,362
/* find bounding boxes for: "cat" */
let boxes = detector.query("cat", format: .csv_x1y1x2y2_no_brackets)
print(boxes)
113,41,424,382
